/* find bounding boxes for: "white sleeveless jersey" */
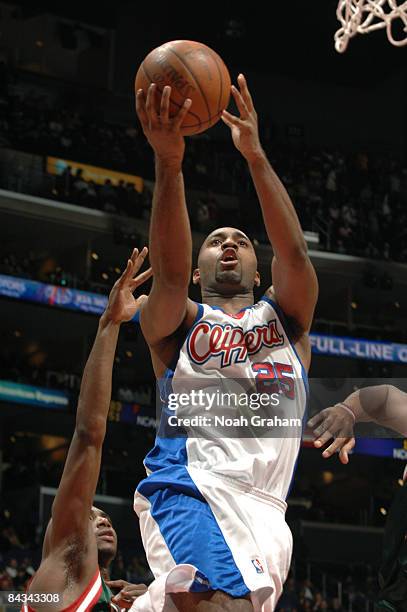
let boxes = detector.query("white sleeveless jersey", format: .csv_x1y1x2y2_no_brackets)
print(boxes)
143,296,308,504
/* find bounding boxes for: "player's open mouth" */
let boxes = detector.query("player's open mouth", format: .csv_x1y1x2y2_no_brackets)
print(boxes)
220,260,238,269
220,249,238,268
98,530,115,541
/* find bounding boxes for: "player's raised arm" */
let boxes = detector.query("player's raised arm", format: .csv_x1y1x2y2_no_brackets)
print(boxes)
222,74,318,334
136,85,197,347
308,384,407,463
46,248,152,555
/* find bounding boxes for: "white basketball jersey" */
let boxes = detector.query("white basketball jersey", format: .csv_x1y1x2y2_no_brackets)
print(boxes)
147,296,308,504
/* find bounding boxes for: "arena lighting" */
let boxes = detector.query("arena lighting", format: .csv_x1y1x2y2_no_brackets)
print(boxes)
398,479,404,486
380,507,387,516
91,252,99,261
101,272,109,280
395,301,400,308
351,301,358,309
322,471,334,484
125,350,133,358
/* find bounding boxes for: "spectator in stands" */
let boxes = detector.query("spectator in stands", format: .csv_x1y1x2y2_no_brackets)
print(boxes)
72,167,88,204
84,179,98,208
0,526,24,551
0,571,13,590
100,178,118,213
5,557,18,580
278,576,301,610
126,556,153,585
195,198,211,233
125,182,142,218
56,165,73,200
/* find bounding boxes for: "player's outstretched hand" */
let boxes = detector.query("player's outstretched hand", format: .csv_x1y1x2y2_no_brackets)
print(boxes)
136,84,191,165
102,247,152,325
307,405,356,465
106,579,148,609
221,74,264,164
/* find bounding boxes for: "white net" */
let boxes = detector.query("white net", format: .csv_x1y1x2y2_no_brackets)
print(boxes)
335,0,407,52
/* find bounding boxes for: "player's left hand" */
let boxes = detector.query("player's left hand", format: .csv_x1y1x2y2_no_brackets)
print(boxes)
106,579,148,609
102,247,152,325
221,74,264,163
307,405,356,465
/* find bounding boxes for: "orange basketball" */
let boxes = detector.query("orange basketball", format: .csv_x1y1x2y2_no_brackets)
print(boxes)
135,40,231,136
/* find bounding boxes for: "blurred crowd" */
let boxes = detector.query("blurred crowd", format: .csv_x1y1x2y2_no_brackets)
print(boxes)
0,249,127,293
277,573,374,612
0,512,152,592
0,526,40,592
0,527,152,593
51,167,150,218
247,148,407,262
0,65,407,262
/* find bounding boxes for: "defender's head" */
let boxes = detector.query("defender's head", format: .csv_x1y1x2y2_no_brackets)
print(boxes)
193,227,260,295
91,506,117,566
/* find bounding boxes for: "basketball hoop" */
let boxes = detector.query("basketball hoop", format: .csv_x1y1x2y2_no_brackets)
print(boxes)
335,0,407,52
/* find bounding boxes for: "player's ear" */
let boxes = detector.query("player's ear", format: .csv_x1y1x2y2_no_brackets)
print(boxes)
192,268,201,285
254,271,260,287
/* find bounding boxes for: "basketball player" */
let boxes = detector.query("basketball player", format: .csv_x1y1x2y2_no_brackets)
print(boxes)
132,75,318,612
22,248,152,611
308,385,407,609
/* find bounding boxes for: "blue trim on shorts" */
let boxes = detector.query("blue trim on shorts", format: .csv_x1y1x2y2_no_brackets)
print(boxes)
146,485,250,597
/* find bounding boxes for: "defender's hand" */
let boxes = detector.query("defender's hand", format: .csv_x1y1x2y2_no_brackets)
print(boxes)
136,84,191,166
221,74,263,163
102,247,152,325
307,405,356,465
106,579,148,609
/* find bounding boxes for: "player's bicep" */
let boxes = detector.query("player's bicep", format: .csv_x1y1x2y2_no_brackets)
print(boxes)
382,386,407,436
48,433,101,551
270,255,318,333
140,279,197,346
